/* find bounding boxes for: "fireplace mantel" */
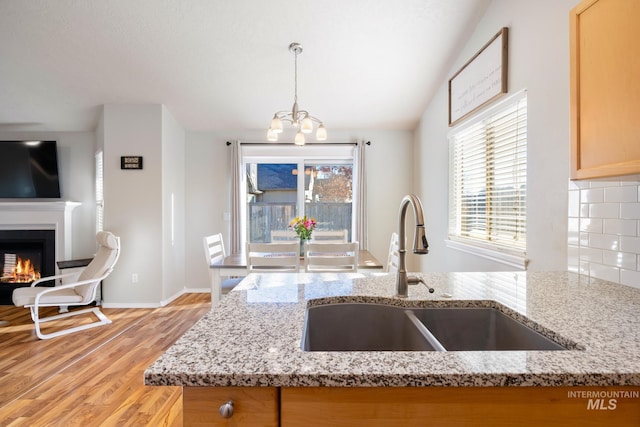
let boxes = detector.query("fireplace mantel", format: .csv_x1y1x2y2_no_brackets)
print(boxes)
0,201,81,212
0,201,81,264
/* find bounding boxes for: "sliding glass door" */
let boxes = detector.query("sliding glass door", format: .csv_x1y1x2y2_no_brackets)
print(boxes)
303,162,352,239
243,146,355,243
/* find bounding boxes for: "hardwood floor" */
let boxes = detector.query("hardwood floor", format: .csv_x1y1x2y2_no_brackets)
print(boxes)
0,293,211,426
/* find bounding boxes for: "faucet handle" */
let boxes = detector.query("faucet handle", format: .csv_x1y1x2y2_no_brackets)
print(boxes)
408,275,435,293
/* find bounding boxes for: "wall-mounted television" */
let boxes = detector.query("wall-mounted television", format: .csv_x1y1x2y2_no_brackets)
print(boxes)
0,141,61,199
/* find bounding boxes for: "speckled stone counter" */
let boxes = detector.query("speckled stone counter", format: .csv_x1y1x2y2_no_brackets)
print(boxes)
144,271,640,387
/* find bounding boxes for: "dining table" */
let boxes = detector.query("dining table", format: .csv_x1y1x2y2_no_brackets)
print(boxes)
208,249,384,304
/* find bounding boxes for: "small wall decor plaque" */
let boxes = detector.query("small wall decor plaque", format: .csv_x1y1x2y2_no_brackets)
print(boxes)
121,156,143,170
449,27,508,126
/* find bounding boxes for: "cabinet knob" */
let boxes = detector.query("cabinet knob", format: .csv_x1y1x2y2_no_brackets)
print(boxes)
219,400,234,418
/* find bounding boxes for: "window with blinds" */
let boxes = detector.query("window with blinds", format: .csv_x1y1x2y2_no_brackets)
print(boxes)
448,90,527,260
95,150,104,232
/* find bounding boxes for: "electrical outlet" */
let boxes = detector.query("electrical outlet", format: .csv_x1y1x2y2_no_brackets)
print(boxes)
131,273,139,283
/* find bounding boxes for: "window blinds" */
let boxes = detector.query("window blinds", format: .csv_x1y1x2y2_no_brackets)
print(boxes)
449,91,527,255
95,151,104,232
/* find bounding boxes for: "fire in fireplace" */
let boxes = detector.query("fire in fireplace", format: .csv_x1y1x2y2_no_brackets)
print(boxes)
1,255,42,283
0,230,55,304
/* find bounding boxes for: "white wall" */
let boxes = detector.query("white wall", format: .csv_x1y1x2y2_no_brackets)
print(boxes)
416,0,582,272
184,129,415,290
102,104,165,305
0,131,97,258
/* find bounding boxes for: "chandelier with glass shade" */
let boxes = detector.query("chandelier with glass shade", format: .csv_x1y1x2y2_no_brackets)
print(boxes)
267,42,327,146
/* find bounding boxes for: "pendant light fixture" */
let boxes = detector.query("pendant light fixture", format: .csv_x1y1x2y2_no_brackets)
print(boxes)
267,42,327,145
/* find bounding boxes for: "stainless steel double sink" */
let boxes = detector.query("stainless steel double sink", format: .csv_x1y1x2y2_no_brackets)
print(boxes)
301,303,569,351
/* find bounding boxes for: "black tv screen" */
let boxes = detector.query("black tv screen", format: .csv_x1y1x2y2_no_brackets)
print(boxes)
0,141,61,198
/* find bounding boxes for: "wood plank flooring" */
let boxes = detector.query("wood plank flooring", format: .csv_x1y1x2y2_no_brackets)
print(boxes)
0,293,211,426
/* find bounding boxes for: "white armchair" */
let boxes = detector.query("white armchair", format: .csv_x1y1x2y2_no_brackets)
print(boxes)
12,231,120,339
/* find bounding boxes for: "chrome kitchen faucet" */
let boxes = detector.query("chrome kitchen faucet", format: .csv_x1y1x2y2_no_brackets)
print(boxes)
396,194,433,297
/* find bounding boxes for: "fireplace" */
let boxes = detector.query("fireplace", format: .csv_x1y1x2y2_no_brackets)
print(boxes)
0,230,56,305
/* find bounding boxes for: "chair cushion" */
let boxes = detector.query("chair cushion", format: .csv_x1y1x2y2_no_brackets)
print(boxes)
96,231,119,250
76,232,119,301
13,286,83,307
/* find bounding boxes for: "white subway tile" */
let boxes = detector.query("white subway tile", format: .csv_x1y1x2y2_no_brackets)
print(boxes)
568,218,579,232
581,188,604,203
580,232,589,246
579,261,590,276
589,181,613,189
568,190,580,217
602,250,636,269
580,247,603,263
568,219,579,245
580,203,590,218
620,269,640,289
568,245,580,272
621,236,640,253
620,203,640,220
589,263,620,283
604,186,638,203
589,234,619,251
580,218,602,233
603,219,637,236
590,203,620,219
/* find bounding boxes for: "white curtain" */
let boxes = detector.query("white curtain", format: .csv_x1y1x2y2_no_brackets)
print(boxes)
353,141,368,250
229,140,243,254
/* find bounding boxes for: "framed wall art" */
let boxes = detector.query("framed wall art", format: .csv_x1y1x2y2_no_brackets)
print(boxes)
449,27,508,126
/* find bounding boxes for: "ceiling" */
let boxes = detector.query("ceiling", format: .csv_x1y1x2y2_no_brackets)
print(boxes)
0,0,490,134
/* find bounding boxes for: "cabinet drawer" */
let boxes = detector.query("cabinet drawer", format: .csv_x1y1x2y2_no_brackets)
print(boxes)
183,386,278,426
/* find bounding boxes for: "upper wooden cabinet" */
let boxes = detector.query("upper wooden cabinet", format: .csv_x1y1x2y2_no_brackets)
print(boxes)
570,0,640,179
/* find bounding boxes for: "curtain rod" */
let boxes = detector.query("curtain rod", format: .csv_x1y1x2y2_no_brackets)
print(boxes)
226,141,371,146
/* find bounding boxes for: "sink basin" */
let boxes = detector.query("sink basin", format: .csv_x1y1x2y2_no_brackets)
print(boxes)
302,303,439,351
410,307,567,351
302,303,568,352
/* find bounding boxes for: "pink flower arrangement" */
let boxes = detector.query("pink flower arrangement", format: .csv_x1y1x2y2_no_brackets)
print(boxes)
289,216,317,240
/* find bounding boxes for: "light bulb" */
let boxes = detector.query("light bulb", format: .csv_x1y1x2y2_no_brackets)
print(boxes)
316,123,327,141
300,117,313,134
270,116,283,133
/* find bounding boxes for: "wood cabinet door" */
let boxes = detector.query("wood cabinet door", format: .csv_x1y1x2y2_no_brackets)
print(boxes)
570,0,640,179
281,386,640,426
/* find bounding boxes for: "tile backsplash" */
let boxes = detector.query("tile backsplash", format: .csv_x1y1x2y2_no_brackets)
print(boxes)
568,180,640,289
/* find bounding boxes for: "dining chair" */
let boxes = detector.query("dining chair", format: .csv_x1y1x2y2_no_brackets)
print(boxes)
270,230,298,241
386,232,400,273
203,233,244,294
304,241,359,273
311,229,348,243
246,241,300,273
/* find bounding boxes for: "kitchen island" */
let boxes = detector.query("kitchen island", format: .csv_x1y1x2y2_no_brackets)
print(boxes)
145,271,640,426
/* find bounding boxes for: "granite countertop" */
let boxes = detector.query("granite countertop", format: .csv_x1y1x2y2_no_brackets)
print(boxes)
144,271,640,387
